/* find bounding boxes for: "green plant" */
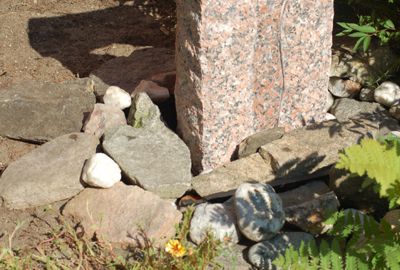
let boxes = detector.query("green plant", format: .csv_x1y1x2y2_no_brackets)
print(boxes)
337,0,400,52
273,137,400,270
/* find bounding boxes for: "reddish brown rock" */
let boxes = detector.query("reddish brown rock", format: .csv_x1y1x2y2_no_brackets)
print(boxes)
62,183,182,246
175,0,334,172
131,80,170,103
150,71,176,95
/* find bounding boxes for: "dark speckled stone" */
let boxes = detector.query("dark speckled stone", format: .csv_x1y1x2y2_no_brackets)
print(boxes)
175,0,333,172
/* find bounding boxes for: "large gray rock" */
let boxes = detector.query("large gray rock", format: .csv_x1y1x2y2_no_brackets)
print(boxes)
237,128,285,159
235,183,285,242
190,201,239,245
248,232,314,270
192,153,274,199
0,133,99,209
103,125,191,199
62,183,182,246
0,79,95,143
90,48,175,98
259,120,378,180
330,98,384,122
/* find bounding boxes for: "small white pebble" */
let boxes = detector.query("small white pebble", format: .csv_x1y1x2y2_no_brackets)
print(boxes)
103,86,132,110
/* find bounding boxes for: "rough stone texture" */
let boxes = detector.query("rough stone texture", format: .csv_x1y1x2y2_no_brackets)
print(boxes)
127,92,164,129
150,71,176,94
328,77,361,98
90,48,175,98
278,181,331,208
324,92,335,112
62,183,182,246
192,153,274,199
237,128,285,159
0,79,95,143
0,133,99,209
248,232,314,269
389,102,400,120
330,98,385,122
330,46,399,85
0,136,37,168
102,125,191,199
175,0,334,172
131,80,170,104
235,183,285,242
83,103,127,138
359,87,375,102
190,201,239,245
284,191,339,234
259,120,378,179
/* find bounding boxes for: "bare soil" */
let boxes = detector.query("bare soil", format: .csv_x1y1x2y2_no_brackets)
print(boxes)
0,0,176,253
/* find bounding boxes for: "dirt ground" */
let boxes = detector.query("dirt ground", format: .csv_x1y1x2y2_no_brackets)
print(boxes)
0,0,176,253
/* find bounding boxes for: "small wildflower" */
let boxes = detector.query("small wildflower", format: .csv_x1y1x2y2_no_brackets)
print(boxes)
165,239,186,257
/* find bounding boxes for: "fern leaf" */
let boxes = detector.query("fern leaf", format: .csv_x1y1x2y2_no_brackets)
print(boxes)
331,238,344,270
320,240,331,269
345,251,359,270
336,138,400,199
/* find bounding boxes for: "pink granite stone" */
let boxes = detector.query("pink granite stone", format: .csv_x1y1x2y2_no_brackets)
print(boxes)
131,80,170,103
175,0,333,172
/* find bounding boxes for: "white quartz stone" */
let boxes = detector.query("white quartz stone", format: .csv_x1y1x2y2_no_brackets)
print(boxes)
374,81,400,107
81,153,121,188
103,86,132,110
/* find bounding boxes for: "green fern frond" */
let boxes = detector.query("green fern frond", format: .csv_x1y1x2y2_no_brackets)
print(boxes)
336,138,400,200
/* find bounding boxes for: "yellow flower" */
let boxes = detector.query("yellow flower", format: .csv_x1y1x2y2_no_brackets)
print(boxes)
165,239,186,257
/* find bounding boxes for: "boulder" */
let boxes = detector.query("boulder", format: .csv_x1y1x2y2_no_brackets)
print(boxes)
328,77,361,98
248,232,314,270
0,79,95,143
81,153,121,188
330,98,385,122
90,48,175,97
0,133,99,209
235,183,285,242
374,81,400,107
259,120,378,180
83,103,127,138
103,86,132,110
192,153,274,199
283,191,339,235
62,183,182,246
102,125,191,199
131,80,170,103
175,0,333,172
190,201,239,245
237,128,285,159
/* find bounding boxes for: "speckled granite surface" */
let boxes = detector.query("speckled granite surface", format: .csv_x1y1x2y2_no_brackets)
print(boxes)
175,0,333,172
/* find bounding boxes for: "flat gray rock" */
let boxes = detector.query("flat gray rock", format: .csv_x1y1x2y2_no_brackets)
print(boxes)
0,79,95,143
192,153,275,199
237,128,284,159
330,98,384,122
103,125,191,198
259,120,378,180
62,182,182,246
0,133,99,209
